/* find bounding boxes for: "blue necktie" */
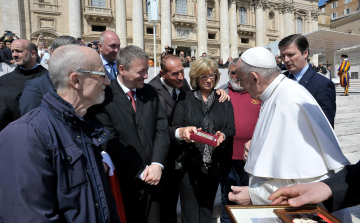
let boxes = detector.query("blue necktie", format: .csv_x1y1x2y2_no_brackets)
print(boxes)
108,62,116,79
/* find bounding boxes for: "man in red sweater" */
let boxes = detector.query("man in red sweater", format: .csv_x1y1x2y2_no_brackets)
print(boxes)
219,58,261,223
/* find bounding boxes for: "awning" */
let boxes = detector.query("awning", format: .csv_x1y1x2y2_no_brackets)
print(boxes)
304,29,360,55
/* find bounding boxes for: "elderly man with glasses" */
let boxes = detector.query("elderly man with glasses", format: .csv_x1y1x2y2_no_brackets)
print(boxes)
0,45,121,223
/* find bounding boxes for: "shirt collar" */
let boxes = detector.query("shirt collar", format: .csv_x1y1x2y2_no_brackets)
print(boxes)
100,54,115,66
160,77,174,92
116,77,136,94
290,63,309,82
19,64,39,71
259,74,284,103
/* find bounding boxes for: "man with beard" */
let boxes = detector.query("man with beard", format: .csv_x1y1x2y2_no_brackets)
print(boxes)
219,58,261,223
93,45,170,223
0,39,48,130
0,45,120,223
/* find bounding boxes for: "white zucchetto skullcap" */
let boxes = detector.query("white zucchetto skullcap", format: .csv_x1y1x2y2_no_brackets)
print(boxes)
241,47,277,68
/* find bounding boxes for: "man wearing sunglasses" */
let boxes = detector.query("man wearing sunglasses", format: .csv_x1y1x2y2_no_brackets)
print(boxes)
0,45,121,223
218,58,261,223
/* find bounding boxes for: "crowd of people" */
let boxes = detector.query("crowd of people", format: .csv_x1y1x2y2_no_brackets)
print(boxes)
0,30,355,223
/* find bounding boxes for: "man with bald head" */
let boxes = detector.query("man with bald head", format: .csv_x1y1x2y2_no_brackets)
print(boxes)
228,47,350,221
0,39,48,131
0,45,120,223
98,30,121,81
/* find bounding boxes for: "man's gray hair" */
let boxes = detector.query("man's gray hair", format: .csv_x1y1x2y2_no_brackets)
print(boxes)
239,59,280,79
117,45,149,70
49,45,89,90
229,58,239,68
50,36,81,51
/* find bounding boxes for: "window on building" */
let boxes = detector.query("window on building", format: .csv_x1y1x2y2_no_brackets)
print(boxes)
145,0,148,12
351,72,358,79
146,27,154,34
269,12,275,29
176,0,187,14
207,8,213,20
322,18,326,23
321,8,325,13
91,0,106,7
345,0,352,4
208,33,216,39
297,17,303,34
331,2,337,9
241,38,250,44
331,12,337,19
239,7,247,24
39,0,45,3
344,8,351,14
92,25,106,32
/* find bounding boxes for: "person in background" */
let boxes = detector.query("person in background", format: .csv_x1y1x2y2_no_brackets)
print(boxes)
338,54,351,96
224,57,232,68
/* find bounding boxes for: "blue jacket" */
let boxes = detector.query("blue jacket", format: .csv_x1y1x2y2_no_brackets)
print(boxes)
19,73,55,116
285,65,336,128
0,90,120,223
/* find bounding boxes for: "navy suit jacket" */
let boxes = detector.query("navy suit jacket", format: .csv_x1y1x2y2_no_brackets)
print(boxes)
1,48,12,64
285,65,336,128
19,73,55,116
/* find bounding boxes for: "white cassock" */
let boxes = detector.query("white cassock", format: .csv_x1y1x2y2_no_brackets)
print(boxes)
245,74,351,222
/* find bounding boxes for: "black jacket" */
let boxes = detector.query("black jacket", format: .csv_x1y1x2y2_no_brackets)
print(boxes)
0,48,12,64
284,65,336,128
172,90,235,170
0,90,120,223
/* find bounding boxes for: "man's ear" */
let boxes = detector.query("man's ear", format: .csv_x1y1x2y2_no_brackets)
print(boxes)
159,70,165,78
97,42,102,51
250,71,260,85
118,65,125,76
68,72,82,89
31,50,37,59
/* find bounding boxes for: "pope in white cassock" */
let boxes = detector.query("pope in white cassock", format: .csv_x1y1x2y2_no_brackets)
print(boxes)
228,47,351,222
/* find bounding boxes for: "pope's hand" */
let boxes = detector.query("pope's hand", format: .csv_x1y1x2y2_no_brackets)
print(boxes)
228,186,252,205
216,89,230,102
142,164,162,186
244,139,251,161
268,182,333,206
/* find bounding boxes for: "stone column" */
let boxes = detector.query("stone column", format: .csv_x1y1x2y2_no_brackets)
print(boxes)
191,46,197,57
279,11,285,39
283,2,294,36
325,50,336,78
197,0,207,57
255,1,264,47
229,0,238,58
132,0,144,49
116,0,127,46
173,45,177,55
68,0,82,38
219,0,230,60
311,11,319,32
161,0,172,50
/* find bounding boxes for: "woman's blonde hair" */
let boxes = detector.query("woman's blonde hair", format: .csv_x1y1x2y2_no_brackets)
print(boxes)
189,57,220,89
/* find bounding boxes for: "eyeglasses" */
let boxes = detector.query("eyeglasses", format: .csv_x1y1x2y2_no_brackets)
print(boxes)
198,73,216,79
230,71,237,75
76,69,106,76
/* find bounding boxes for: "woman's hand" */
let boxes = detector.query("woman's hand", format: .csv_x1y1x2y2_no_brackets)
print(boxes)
178,127,201,143
215,131,226,147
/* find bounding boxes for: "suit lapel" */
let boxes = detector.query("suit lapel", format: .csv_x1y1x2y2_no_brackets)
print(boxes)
111,81,136,116
298,66,313,88
153,75,176,109
135,89,144,124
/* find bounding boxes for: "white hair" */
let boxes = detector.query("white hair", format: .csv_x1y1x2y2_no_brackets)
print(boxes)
239,60,280,79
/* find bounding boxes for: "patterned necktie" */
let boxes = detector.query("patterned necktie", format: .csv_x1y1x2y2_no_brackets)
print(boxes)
108,62,116,79
126,90,136,112
171,88,177,101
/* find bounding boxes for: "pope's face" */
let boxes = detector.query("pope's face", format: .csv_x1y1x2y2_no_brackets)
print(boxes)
236,60,257,99
280,43,308,74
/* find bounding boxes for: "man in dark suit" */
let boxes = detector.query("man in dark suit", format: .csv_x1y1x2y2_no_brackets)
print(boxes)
98,30,121,81
279,34,336,128
1,41,14,65
269,161,360,214
94,45,170,223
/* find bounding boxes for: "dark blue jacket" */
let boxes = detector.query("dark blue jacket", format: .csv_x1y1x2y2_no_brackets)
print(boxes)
285,65,336,128
0,90,120,223
0,48,12,64
19,73,55,116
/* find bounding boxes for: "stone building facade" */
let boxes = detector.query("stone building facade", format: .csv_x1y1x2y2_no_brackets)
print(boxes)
0,0,319,60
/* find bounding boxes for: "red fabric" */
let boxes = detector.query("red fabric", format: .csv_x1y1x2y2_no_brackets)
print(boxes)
228,85,261,160
109,169,127,223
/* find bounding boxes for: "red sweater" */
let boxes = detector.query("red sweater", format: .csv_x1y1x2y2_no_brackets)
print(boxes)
228,85,261,160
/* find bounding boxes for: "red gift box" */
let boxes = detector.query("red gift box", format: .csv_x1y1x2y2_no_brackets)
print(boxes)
190,130,219,147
